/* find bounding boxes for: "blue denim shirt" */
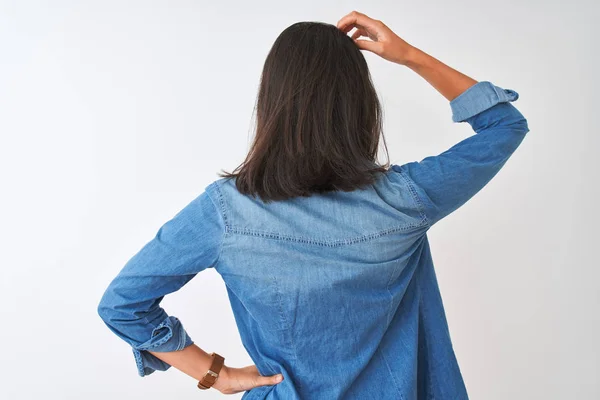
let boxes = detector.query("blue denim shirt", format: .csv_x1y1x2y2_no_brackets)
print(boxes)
97,80,529,399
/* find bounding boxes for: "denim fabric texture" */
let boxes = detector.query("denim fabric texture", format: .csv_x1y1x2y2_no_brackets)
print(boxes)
97,80,529,399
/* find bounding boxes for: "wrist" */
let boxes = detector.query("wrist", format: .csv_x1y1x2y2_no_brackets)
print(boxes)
396,45,417,66
196,352,226,391
212,364,230,392
403,46,428,69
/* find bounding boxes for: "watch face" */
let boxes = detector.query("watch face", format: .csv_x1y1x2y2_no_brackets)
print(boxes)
207,370,219,378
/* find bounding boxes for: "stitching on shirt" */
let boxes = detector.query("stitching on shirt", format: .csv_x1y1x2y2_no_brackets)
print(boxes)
396,166,432,230
384,241,421,327
215,175,428,245
177,322,186,350
133,349,144,376
208,181,230,231
377,347,405,400
270,274,302,392
207,181,230,269
227,221,427,247
385,269,398,328
272,274,289,330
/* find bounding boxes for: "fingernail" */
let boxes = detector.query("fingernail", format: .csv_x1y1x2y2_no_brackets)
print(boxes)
277,374,284,381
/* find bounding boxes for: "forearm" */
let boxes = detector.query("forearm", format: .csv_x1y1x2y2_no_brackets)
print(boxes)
404,46,478,102
148,344,228,383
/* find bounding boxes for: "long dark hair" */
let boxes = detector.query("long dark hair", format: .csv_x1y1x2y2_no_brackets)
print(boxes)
218,21,390,202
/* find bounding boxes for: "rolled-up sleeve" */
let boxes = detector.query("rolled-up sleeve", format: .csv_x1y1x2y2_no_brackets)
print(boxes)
97,181,225,377
395,81,530,227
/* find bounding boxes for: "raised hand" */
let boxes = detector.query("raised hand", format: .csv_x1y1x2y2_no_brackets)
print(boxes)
337,10,415,66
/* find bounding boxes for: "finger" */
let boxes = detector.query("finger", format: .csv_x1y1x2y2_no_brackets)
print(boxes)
257,374,284,387
337,11,379,34
351,28,368,41
354,39,380,53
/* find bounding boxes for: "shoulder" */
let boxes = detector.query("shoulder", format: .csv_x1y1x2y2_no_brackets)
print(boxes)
370,164,428,225
201,177,236,231
379,163,419,197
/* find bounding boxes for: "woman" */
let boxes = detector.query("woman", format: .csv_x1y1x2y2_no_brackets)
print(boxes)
97,11,529,399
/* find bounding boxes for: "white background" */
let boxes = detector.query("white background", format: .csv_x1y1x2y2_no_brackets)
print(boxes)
1,1,598,399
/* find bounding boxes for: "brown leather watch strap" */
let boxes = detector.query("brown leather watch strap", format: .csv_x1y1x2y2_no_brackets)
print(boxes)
197,352,225,390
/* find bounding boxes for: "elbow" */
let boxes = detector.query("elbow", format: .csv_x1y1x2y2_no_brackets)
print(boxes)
473,102,530,135
498,110,529,136
97,289,116,326
97,292,128,337
512,115,530,135
97,299,109,322
520,117,529,134
505,105,530,135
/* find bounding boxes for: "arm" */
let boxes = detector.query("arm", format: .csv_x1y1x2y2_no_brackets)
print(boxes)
338,11,530,227
397,48,529,227
97,182,284,394
395,81,529,227
405,46,478,102
97,182,224,379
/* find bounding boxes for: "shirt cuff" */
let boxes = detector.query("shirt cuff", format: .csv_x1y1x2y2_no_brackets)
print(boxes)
132,316,194,377
450,81,520,123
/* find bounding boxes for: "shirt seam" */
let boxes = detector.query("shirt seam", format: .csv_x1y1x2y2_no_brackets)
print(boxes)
206,181,229,269
396,166,432,230
226,222,427,247
377,347,405,400
271,273,303,393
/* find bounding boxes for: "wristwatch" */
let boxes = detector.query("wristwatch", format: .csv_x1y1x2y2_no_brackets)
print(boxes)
197,352,225,390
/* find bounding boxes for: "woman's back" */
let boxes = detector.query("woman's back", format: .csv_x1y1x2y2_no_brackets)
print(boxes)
211,168,457,399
